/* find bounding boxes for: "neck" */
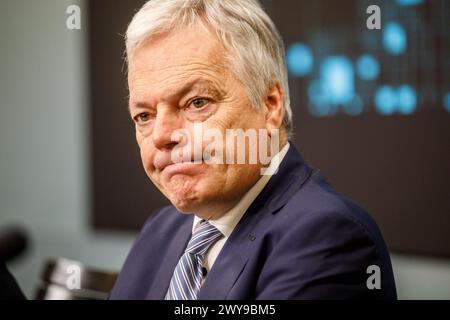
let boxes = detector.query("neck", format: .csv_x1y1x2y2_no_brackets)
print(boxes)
193,198,241,221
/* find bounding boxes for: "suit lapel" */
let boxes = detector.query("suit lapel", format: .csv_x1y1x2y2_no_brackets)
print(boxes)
198,144,314,299
146,214,194,299
197,203,266,299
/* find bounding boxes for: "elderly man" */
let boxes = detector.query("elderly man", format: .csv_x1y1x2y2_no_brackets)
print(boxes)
110,0,396,299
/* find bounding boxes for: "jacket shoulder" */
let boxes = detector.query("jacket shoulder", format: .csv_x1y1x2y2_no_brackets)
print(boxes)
256,170,397,299
284,169,388,250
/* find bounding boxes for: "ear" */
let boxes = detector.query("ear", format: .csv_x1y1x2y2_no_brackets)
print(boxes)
264,81,284,133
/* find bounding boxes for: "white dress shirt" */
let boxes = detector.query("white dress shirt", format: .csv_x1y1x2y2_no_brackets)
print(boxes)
192,142,290,280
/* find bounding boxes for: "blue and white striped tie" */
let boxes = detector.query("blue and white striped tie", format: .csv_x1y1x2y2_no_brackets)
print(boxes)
165,220,223,300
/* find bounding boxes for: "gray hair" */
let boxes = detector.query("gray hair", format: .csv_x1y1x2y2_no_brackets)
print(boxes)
125,0,293,136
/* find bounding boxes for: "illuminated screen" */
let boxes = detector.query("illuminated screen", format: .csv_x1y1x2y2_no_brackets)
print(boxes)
272,0,450,256
89,0,450,257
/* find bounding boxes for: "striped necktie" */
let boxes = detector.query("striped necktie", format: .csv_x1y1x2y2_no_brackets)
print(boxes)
165,220,223,300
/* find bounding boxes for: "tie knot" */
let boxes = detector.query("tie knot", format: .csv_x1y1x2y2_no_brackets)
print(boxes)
186,220,222,256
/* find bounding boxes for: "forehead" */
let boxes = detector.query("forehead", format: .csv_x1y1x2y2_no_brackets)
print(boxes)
128,24,228,94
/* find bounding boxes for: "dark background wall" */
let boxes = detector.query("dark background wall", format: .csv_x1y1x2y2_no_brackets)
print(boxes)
88,0,450,257
0,0,448,300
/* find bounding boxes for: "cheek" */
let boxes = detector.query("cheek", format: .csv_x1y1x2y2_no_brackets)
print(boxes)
138,136,156,172
215,101,263,130
190,168,224,196
135,129,146,154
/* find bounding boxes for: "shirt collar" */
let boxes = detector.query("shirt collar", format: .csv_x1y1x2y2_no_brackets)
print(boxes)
193,142,290,237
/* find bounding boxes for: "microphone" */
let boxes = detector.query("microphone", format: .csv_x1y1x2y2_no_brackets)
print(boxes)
0,227,28,262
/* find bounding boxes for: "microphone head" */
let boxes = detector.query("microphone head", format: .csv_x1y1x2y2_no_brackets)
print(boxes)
0,227,28,262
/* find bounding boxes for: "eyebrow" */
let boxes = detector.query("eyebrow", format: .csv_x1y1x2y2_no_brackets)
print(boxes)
128,79,223,113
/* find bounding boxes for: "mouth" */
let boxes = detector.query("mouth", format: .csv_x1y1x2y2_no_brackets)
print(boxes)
160,161,206,180
155,152,213,172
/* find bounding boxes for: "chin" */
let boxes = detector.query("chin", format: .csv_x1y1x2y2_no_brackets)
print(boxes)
160,174,221,214
165,184,200,213
169,188,220,215
170,196,201,214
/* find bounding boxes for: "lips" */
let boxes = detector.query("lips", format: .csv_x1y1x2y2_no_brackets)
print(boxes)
153,153,173,171
153,157,174,171
158,158,207,181
153,152,206,172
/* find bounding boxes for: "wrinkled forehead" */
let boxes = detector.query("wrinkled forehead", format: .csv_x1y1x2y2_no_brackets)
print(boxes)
127,23,228,80
127,24,233,107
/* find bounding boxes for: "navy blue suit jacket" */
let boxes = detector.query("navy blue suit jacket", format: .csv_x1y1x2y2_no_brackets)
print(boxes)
110,144,397,299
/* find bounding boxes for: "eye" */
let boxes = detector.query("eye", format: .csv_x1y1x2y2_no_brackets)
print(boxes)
135,112,150,123
190,98,209,109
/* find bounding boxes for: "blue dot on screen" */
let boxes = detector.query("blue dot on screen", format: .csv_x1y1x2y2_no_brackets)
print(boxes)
444,93,450,113
375,85,397,115
309,101,337,117
320,56,355,105
343,94,364,116
308,80,323,106
383,22,407,55
397,85,417,114
356,54,380,81
395,0,423,6
286,43,314,77
307,80,336,117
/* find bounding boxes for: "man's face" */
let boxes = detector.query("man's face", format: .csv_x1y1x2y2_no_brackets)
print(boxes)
128,24,275,219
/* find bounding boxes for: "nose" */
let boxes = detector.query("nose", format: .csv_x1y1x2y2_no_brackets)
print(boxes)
152,106,182,150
